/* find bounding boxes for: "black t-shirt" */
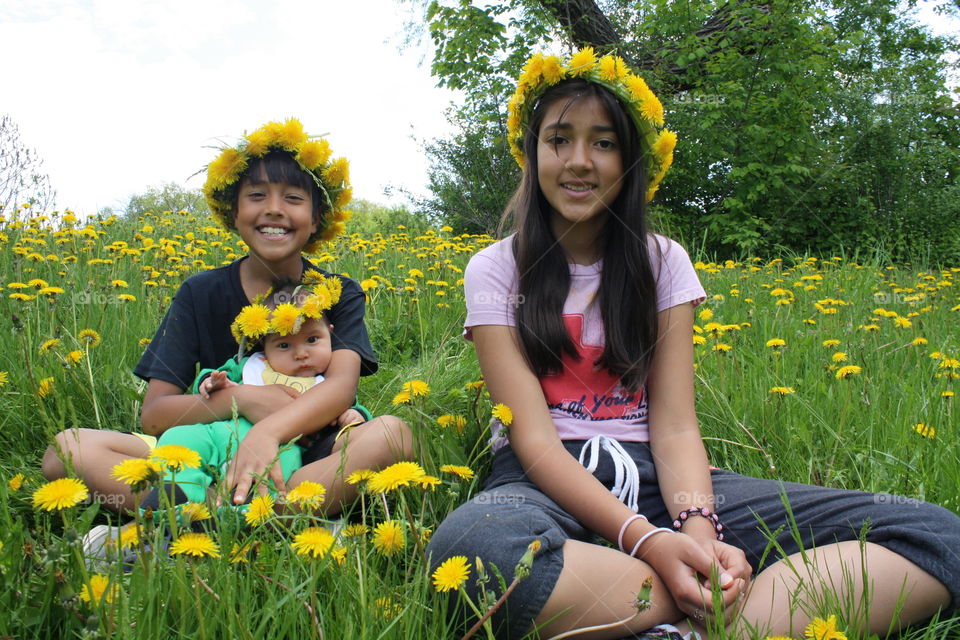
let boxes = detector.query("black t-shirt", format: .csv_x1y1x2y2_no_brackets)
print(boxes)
134,257,377,389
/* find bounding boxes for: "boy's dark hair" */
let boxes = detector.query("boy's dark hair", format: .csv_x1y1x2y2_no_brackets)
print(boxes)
504,79,660,392
228,151,328,233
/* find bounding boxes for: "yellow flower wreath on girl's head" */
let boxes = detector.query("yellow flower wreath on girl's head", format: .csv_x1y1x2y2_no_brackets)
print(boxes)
507,48,677,202
229,271,343,357
203,118,352,252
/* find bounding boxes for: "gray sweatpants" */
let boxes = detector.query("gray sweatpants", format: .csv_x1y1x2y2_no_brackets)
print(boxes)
427,441,960,639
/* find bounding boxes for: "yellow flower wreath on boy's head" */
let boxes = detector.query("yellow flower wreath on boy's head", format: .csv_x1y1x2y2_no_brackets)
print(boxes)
507,48,677,203
230,271,344,357
203,118,353,253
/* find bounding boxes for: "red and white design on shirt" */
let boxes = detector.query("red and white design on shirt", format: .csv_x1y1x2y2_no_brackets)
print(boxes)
540,314,647,422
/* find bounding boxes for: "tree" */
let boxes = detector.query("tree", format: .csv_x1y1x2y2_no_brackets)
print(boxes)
0,115,56,216
408,0,960,261
125,182,208,217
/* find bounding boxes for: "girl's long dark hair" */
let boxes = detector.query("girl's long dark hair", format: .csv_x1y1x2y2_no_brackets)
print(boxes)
506,79,660,392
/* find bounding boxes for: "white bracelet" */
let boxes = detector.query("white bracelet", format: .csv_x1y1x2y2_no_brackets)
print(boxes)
617,514,648,553
628,527,673,558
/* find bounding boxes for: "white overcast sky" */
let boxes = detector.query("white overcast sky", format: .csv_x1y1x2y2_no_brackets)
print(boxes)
1,0,457,214
2,1,956,216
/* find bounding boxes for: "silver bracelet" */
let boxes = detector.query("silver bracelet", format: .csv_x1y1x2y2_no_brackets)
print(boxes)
629,527,673,558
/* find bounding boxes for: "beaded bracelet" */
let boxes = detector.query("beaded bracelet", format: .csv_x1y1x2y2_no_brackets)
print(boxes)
617,514,649,553
673,506,725,540
629,527,673,558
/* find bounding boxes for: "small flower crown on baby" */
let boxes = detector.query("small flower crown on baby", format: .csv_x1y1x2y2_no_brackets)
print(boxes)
203,118,353,252
230,271,343,359
507,47,678,202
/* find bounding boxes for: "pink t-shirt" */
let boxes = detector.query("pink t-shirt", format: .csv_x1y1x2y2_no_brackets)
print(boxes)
464,234,705,446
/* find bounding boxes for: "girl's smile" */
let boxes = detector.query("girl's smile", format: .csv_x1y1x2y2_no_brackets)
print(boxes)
234,180,317,267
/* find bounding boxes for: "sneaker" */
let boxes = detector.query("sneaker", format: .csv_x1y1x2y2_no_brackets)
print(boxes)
82,524,120,570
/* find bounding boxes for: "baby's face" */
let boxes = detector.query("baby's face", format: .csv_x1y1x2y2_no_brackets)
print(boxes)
262,318,332,377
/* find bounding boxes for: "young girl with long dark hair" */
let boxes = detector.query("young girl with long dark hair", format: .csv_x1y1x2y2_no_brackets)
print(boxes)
427,50,959,639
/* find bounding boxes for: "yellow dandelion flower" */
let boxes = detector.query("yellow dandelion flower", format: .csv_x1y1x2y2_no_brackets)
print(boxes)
291,526,335,558
766,338,786,348
269,303,301,336
417,475,442,490
114,523,142,550
331,545,347,565
372,520,405,556
541,55,564,83
402,379,430,397
9,292,37,301
832,352,848,363
822,339,841,347
346,469,375,485
8,473,25,491
0,371,8,387
170,532,220,558
180,502,212,523
110,458,159,487
235,304,271,339
653,129,677,167
566,47,597,75
374,596,403,621
342,523,370,538
465,379,485,391
295,138,332,169
440,465,475,480
39,338,61,354
769,387,795,396
79,574,119,606
491,403,513,426
911,337,928,346
712,343,733,352
392,390,411,405
598,54,626,81
322,157,350,186
245,494,274,526
38,377,54,399
893,316,912,328
205,148,248,191
698,308,714,321
64,350,84,366
111,279,128,288
229,541,260,563
39,286,65,296
149,444,201,471
32,478,88,511
939,358,960,370
436,414,468,431
859,324,880,332
913,423,935,438
286,480,326,509
835,365,862,380
367,461,427,493
117,294,136,302
693,335,707,346
805,614,847,640
432,555,471,592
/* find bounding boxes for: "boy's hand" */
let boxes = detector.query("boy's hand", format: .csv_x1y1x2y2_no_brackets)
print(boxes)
199,370,239,399
335,408,366,429
233,385,300,423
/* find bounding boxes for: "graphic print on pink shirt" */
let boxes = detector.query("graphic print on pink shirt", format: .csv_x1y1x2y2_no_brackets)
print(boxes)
540,314,647,422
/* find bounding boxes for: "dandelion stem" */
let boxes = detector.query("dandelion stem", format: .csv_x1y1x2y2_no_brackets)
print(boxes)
544,611,642,640
258,573,324,639
459,576,522,640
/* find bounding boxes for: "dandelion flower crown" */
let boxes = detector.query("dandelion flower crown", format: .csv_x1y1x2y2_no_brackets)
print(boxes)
507,48,677,202
203,118,352,252
230,271,343,357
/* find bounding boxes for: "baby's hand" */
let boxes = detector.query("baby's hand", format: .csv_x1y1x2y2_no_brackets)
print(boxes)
199,370,239,399
336,408,366,429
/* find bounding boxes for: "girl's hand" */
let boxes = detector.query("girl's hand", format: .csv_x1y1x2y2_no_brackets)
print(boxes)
696,537,752,590
232,384,301,423
223,427,286,505
641,532,746,625
199,370,239,399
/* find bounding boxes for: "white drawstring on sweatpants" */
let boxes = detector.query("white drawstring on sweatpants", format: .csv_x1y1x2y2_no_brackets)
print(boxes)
578,435,640,512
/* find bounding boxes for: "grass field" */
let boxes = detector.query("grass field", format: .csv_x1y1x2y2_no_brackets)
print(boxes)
0,206,957,639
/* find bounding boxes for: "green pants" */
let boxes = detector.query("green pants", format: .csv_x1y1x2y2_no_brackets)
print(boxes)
157,417,302,503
